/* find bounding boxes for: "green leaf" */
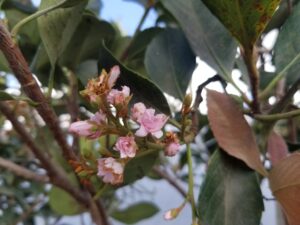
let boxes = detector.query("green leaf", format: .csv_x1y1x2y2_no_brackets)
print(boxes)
1,0,36,13
48,173,83,215
59,14,116,69
198,150,264,225
274,2,300,85
123,151,158,184
126,27,163,61
161,0,237,79
111,202,159,224
145,28,196,99
37,0,87,66
202,0,281,48
75,60,98,85
30,44,67,88
97,42,171,115
49,186,83,215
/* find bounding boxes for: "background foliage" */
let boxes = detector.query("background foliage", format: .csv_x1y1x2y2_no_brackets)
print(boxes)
1,0,300,225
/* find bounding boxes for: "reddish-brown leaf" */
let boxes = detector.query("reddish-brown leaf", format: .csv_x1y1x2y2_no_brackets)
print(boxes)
269,153,300,225
206,89,267,176
267,131,289,166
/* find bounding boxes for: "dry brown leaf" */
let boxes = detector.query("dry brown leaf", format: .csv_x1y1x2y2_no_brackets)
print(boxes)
269,153,300,225
267,131,289,166
206,89,267,176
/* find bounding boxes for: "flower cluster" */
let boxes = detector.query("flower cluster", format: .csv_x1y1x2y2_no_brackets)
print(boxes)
69,66,181,185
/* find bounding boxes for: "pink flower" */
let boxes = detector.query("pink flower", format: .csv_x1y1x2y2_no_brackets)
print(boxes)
131,102,146,122
165,142,181,157
114,136,137,158
69,121,95,138
107,86,130,105
69,111,106,139
97,157,124,185
135,108,168,138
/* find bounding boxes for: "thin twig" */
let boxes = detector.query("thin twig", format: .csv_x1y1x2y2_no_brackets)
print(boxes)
0,157,49,183
191,74,225,135
270,76,300,114
152,166,187,198
242,47,260,113
255,108,300,121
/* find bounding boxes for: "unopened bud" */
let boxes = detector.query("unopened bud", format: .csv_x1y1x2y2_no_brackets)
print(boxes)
181,94,192,114
163,202,185,220
164,208,181,220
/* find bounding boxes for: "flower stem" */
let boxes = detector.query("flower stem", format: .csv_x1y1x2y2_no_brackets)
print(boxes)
259,52,300,100
186,143,197,222
254,109,300,122
168,118,181,129
11,0,68,40
93,184,109,200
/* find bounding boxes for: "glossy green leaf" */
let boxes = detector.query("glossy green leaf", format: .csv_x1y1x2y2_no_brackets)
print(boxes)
162,0,237,79
123,151,158,184
60,14,115,69
111,202,159,224
126,27,163,61
202,0,281,48
145,28,196,99
274,2,300,85
198,150,264,225
97,42,171,115
37,0,87,65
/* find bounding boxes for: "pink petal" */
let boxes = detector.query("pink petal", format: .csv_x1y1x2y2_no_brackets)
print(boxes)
108,65,120,89
152,130,163,139
135,125,148,137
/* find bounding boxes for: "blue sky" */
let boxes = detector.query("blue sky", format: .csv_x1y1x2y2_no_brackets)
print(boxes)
101,0,157,35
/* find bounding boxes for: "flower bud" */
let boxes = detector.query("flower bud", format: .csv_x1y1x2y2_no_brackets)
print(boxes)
181,94,193,115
